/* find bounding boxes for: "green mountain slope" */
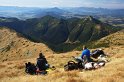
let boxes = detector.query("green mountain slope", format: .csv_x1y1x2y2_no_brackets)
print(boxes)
0,15,122,52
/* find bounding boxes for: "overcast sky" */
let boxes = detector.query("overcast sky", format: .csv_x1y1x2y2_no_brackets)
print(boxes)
0,0,124,9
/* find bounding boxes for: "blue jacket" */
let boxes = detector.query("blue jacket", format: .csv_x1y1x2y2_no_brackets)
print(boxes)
81,49,90,59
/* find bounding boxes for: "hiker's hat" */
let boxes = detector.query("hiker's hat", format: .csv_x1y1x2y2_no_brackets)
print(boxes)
39,53,44,58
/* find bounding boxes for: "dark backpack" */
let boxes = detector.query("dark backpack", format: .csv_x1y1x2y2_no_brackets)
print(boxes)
91,50,105,58
64,61,78,71
25,62,37,75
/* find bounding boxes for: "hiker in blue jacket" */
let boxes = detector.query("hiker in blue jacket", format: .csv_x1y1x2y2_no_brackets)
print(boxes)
81,46,92,63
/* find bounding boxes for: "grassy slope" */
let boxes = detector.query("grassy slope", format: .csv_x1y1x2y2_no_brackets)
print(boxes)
0,27,124,82
0,46,124,82
93,29,124,46
0,27,53,61
76,29,124,50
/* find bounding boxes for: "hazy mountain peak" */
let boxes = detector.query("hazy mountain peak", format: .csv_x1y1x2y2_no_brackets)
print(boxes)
84,16,94,21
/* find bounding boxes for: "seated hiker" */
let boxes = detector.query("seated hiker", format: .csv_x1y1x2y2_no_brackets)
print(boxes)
81,46,93,63
36,53,49,74
74,46,92,63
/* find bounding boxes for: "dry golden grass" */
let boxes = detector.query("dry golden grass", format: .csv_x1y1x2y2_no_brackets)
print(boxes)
0,27,53,62
0,64,6,68
0,28,124,82
0,46,124,82
16,63,25,69
94,29,124,47
66,77,84,82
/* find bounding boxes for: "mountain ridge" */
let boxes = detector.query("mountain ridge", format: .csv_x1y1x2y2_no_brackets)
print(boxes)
0,6,124,20
0,27,53,61
0,15,122,52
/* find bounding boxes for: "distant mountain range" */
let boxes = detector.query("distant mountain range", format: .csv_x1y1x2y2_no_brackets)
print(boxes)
62,7,124,16
0,15,122,52
0,6,124,20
